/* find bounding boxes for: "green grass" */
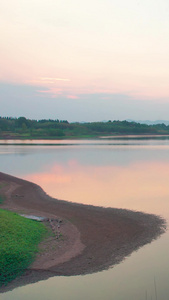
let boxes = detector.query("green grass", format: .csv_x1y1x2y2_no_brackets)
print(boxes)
0,209,48,286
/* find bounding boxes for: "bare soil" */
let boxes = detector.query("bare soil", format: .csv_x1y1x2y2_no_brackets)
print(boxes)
0,172,166,292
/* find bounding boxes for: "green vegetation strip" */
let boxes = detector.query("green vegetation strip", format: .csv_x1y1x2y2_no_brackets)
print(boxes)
0,209,47,286
1,116,169,139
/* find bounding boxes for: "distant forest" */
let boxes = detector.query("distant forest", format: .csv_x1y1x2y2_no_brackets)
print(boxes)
0,116,169,139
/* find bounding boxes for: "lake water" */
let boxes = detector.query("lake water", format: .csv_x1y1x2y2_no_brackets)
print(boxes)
1,137,169,299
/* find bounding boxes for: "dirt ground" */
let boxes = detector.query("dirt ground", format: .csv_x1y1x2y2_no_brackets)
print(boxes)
0,171,166,292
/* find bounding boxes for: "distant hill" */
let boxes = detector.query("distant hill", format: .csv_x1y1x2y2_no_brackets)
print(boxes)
126,119,169,126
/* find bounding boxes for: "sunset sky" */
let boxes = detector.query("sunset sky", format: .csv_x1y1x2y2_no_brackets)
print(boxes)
1,0,169,121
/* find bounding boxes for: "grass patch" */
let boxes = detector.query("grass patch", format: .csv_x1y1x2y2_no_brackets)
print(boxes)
0,209,48,286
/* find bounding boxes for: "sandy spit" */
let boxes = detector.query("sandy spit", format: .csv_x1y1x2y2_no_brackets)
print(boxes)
0,171,166,292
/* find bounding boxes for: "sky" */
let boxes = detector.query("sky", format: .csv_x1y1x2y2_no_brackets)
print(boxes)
1,0,169,122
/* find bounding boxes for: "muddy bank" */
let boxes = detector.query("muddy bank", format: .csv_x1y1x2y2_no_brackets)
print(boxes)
0,172,166,292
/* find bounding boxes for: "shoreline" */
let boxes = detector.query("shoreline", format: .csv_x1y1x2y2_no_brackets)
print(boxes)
1,134,169,141
0,171,166,292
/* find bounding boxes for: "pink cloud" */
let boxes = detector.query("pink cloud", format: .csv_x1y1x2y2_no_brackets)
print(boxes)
37,88,62,97
67,95,79,99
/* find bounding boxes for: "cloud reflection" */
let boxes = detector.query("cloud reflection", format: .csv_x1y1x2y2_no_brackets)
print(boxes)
25,160,169,218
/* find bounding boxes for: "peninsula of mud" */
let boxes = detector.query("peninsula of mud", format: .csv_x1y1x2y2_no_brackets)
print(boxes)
0,171,166,292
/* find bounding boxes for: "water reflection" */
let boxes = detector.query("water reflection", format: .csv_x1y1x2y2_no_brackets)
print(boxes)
24,160,169,219
1,135,169,146
0,138,169,299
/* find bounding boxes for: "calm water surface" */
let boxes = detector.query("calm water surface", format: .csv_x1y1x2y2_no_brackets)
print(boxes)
1,137,169,299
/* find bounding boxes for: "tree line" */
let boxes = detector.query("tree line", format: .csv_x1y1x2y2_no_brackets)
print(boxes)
0,116,169,138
